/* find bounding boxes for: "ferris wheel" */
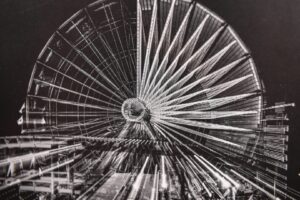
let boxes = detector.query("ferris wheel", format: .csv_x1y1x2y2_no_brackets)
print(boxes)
0,0,297,199
21,0,262,147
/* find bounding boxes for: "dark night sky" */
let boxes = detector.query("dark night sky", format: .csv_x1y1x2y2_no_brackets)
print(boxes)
0,0,299,190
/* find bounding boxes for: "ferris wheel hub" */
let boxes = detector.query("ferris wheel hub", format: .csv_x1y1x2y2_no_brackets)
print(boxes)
121,98,150,122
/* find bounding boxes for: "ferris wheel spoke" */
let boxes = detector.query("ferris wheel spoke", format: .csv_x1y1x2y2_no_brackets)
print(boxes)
33,78,121,108
102,67,134,98
35,60,122,106
71,22,132,88
25,111,121,117
21,118,104,134
47,47,126,101
102,6,131,85
145,24,224,102
60,125,109,137
127,45,136,85
55,31,128,99
85,8,133,86
98,34,132,85
118,16,136,84
139,0,158,98
203,74,253,99
153,119,241,147
143,15,211,100
154,93,256,112
81,116,124,129
151,123,175,144
153,110,257,120
153,122,220,157
86,5,133,82
153,115,252,133
27,95,121,112
141,4,194,100
70,21,106,65
149,57,239,107
98,51,136,97
152,89,209,111
82,119,125,134
79,122,124,137
148,37,234,104
140,0,176,98
175,145,229,197
136,0,143,96
52,118,105,129
152,74,253,110
149,56,249,108
107,5,133,83
190,40,237,80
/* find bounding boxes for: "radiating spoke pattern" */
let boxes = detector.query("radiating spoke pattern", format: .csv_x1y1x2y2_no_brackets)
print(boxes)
1,0,296,200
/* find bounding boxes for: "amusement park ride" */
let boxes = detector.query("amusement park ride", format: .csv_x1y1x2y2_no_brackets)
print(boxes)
0,0,299,199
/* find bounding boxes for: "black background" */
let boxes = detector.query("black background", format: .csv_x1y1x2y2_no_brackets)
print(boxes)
0,0,299,190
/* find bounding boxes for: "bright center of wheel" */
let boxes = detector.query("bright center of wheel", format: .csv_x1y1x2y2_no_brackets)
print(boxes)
121,98,150,122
